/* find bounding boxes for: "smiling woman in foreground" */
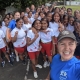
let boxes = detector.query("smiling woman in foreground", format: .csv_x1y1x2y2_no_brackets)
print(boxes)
47,30,80,80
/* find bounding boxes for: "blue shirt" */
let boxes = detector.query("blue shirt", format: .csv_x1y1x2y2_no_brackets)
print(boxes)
8,19,16,31
50,54,80,80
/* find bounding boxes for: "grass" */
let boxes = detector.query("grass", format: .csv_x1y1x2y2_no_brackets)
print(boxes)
61,5,80,13
65,5,80,12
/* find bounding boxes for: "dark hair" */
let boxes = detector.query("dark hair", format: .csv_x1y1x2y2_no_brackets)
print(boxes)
3,17,9,21
68,16,74,21
13,11,20,16
0,21,2,26
54,7,60,12
67,8,72,12
15,18,23,27
28,11,32,14
16,18,22,23
51,12,61,22
32,19,41,27
39,11,44,15
22,15,27,19
46,11,52,16
41,18,49,27
63,14,69,20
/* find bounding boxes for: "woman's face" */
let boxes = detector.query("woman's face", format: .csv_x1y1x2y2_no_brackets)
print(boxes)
64,16,68,25
67,9,72,16
34,20,41,30
23,16,28,22
54,13,60,22
16,19,23,28
47,13,52,22
28,12,32,17
4,18,9,26
74,10,79,18
14,12,20,20
69,17,74,25
41,20,48,30
34,13,39,19
75,22,80,31
60,10,64,16
57,38,76,61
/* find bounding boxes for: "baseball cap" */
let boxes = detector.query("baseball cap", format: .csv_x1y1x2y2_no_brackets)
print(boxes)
58,30,76,42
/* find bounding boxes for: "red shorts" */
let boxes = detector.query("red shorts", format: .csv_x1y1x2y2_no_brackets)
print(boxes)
0,47,6,53
41,42,52,56
15,45,27,54
28,51,40,60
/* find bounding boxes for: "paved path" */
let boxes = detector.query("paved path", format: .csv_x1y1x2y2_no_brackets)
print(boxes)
0,53,50,80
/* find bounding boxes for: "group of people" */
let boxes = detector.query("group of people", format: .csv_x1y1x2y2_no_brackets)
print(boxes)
0,3,80,79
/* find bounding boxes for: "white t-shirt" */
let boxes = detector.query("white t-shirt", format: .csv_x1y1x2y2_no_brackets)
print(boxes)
11,27,26,47
2,21,5,26
1,26,8,36
40,28,54,43
25,13,28,16
49,22,60,37
22,23,32,32
28,17,35,24
0,29,6,48
66,24,74,32
27,30,40,52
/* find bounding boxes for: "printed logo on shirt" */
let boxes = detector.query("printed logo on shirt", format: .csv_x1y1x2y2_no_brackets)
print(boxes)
59,70,67,80
30,49,33,51
18,45,20,47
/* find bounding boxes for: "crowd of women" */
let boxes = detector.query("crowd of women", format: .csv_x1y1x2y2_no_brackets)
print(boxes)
0,4,80,79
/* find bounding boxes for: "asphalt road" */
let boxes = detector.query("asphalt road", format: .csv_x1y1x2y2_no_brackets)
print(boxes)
0,53,50,80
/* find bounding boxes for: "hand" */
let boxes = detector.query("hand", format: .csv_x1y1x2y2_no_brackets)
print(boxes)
15,31,18,36
35,33,39,39
38,45,42,51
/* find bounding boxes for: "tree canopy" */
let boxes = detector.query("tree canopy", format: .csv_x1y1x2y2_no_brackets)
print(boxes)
0,0,72,10
0,0,50,10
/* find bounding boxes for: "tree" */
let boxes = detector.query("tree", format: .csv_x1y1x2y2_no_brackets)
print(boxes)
0,0,51,10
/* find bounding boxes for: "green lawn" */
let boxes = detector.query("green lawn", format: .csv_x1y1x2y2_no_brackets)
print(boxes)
61,5,80,13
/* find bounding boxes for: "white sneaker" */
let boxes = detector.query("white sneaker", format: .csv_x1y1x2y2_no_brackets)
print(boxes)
16,55,19,62
33,71,38,78
43,61,47,68
47,61,50,67
35,64,42,69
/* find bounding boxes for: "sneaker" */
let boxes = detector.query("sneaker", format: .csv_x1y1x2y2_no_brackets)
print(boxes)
16,55,19,62
9,60,13,66
35,64,42,69
22,60,26,65
43,61,47,68
1,61,5,67
10,55,14,62
47,61,50,67
33,71,38,78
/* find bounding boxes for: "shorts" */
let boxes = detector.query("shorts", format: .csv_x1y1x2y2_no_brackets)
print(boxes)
41,42,52,56
28,51,39,60
15,45,27,54
0,47,6,53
